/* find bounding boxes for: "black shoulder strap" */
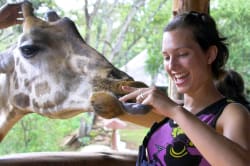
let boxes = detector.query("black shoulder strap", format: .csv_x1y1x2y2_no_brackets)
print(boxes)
136,118,169,166
210,98,233,128
142,118,169,147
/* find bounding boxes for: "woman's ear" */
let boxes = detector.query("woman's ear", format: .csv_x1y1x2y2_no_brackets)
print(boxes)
207,45,218,64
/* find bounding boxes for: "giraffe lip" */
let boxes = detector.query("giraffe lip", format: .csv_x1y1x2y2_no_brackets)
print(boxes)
122,102,152,114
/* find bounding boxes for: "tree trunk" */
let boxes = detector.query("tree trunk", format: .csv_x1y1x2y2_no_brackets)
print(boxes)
109,0,145,61
84,0,101,44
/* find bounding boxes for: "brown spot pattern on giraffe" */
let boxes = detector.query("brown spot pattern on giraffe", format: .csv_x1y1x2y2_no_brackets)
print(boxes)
24,78,32,91
54,91,66,105
32,98,39,109
13,72,19,89
13,93,30,108
19,63,27,74
43,100,56,109
35,81,51,97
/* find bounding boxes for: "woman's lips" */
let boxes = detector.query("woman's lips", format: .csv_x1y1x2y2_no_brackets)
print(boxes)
174,73,188,86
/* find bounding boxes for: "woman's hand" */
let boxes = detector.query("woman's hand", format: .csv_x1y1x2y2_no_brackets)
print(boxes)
0,2,24,29
119,86,179,118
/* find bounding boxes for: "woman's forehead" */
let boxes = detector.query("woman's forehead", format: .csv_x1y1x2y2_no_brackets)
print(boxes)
162,29,196,51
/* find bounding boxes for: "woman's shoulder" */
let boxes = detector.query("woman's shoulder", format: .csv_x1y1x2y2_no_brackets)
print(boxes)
224,102,250,115
218,102,250,130
222,102,249,119
217,102,250,151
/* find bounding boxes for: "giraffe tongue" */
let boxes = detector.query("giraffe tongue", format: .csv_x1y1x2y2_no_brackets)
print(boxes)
122,103,152,115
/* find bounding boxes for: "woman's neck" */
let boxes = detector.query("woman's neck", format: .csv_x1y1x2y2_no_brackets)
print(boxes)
183,85,224,114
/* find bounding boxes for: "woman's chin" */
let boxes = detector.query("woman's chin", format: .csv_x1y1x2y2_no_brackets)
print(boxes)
176,86,187,94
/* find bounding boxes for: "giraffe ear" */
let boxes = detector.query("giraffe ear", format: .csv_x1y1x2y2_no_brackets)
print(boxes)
45,10,61,22
207,45,218,64
0,45,15,73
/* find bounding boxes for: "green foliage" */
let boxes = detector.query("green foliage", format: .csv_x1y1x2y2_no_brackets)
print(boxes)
211,0,250,95
0,114,83,155
141,0,172,79
120,128,149,146
119,0,172,68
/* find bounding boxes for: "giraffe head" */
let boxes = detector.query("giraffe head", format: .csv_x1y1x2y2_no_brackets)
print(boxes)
0,1,156,141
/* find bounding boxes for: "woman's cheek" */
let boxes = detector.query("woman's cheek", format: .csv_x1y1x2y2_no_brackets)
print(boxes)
164,61,171,75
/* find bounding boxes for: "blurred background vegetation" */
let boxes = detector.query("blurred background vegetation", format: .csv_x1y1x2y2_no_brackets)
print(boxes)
0,0,249,154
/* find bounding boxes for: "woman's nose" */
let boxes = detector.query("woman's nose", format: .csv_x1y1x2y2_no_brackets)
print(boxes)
168,56,178,70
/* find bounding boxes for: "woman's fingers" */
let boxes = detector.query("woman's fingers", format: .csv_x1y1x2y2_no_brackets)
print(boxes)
120,86,138,93
119,86,146,102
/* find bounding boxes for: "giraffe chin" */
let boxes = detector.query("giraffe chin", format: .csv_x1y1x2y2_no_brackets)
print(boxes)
90,91,151,119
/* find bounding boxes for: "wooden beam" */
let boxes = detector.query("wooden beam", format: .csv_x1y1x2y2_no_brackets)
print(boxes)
0,151,137,166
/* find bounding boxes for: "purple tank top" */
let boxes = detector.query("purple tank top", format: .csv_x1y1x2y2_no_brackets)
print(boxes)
143,98,230,166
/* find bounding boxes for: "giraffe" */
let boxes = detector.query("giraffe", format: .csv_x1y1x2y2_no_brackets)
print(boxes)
0,2,163,141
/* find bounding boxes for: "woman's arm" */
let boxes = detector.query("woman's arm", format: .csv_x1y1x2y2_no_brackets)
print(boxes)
0,2,24,29
120,86,250,165
172,104,250,166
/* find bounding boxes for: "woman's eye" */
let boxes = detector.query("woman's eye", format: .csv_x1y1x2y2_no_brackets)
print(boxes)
163,55,170,61
20,45,40,58
164,57,170,61
179,53,188,57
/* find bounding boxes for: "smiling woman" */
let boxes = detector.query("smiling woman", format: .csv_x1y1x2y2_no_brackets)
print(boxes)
119,11,250,166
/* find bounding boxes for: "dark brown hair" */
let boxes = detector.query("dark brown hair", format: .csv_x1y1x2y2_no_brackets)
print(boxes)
215,70,250,111
164,11,229,79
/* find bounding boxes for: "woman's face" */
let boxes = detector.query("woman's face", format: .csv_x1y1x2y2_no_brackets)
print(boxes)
162,28,212,94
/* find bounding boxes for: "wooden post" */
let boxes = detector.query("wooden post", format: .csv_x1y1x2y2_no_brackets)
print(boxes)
168,0,210,100
172,0,209,16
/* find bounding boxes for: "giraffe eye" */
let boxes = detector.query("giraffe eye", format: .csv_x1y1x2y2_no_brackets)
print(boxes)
20,45,40,58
